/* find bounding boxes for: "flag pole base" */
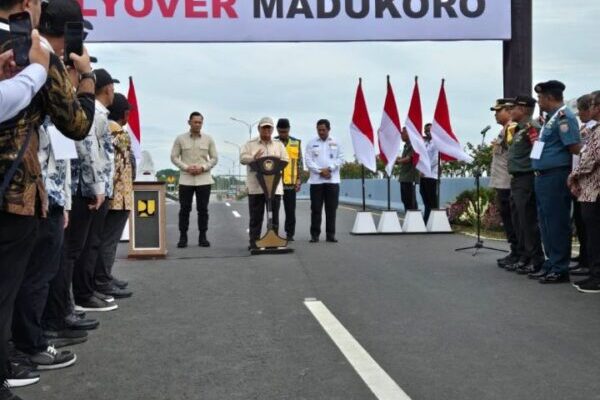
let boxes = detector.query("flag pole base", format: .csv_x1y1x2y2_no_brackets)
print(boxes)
351,212,377,235
377,211,403,233
402,210,427,233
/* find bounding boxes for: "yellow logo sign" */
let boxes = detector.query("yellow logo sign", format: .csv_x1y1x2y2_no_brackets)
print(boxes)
138,200,156,218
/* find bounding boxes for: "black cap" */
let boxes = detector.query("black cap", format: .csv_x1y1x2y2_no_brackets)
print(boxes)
534,80,566,95
95,69,120,91
490,98,515,111
108,93,132,121
513,95,537,108
39,0,93,36
276,118,290,130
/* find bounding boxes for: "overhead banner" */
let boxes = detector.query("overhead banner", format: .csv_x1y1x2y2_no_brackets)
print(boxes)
79,0,512,43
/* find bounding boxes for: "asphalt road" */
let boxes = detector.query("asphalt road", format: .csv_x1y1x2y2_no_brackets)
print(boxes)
16,199,600,400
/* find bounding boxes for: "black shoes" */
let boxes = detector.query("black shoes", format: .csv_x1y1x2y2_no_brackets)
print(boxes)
75,296,118,312
43,329,88,349
538,272,570,284
6,361,40,388
570,266,590,276
309,237,319,243
516,263,541,275
528,269,548,280
199,233,211,247
98,285,133,299
286,236,295,242
497,253,519,268
65,312,100,331
29,346,77,371
326,236,338,243
177,232,188,248
112,278,129,289
574,278,600,293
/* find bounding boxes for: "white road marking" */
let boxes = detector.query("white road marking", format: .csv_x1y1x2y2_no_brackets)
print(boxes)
225,202,231,207
232,211,241,218
304,299,411,400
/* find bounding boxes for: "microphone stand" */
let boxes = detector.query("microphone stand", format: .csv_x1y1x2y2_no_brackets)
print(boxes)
455,128,508,256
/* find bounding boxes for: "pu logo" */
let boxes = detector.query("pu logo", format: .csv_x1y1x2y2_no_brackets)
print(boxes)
138,200,156,218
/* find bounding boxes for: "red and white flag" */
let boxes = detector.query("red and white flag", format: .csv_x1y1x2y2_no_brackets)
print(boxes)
350,78,377,172
405,77,434,178
431,80,473,163
378,76,402,176
127,76,142,166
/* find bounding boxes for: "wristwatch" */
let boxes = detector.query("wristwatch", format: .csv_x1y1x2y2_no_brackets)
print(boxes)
80,71,96,84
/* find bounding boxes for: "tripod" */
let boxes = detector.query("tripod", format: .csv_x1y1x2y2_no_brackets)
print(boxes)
455,129,508,256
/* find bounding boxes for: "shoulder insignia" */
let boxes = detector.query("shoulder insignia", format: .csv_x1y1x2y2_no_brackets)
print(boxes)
558,110,567,119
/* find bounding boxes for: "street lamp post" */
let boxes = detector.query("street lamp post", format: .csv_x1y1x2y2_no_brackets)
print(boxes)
230,117,258,140
224,140,243,195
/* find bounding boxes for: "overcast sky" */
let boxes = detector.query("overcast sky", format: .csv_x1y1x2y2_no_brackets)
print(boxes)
86,1,600,175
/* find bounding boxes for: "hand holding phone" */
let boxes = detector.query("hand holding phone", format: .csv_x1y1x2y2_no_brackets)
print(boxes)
9,11,32,68
0,50,16,80
63,22,83,67
28,30,49,71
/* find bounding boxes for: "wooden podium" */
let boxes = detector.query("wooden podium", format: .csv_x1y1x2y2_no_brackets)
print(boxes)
249,157,293,255
128,181,168,259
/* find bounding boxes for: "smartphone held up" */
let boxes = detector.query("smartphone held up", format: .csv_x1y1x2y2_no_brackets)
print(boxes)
8,11,32,67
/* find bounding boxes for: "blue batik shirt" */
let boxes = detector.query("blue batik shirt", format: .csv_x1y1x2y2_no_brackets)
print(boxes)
38,118,72,210
71,100,112,198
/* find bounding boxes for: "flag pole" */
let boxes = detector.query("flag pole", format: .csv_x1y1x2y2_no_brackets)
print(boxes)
387,173,391,211
361,165,366,212
436,152,441,209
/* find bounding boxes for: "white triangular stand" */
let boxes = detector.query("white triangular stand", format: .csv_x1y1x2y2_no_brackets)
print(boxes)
402,210,427,233
427,209,453,233
120,218,130,242
377,211,403,233
351,212,377,234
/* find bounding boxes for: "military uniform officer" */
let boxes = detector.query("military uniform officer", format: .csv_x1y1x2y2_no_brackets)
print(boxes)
529,81,581,284
505,96,545,275
274,119,303,241
490,99,521,268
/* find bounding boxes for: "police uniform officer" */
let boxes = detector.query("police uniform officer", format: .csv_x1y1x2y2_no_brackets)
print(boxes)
490,99,521,268
274,119,303,241
529,81,581,283
504,96,545,275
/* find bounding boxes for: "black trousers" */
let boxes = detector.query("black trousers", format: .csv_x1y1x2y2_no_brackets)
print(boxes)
573,199,587,266
400,182,417,212
581,200,600,279
73,199,109,303
12,207,64,354
179,184,211,234
283,189,297,238
510,174,544,265
248,194,281,241
95,210,129,289
310,184,339,239
0,212,38,384
419,178,438,222
496,188,519,255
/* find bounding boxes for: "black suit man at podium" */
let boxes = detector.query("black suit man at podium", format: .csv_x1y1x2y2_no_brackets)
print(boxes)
240,117,290,250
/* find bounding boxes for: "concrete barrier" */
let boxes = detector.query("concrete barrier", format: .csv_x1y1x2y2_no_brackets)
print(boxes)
299,177,489,212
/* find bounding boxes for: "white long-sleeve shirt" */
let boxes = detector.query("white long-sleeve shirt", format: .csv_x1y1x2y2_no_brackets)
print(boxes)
0,64,47,123
304,135,344,184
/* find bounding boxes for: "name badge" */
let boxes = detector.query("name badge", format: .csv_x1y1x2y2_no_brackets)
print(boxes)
530,141,545,160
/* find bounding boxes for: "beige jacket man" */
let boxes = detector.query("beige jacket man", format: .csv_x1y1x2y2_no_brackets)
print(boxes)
240,137,289,195
171,132,218,186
